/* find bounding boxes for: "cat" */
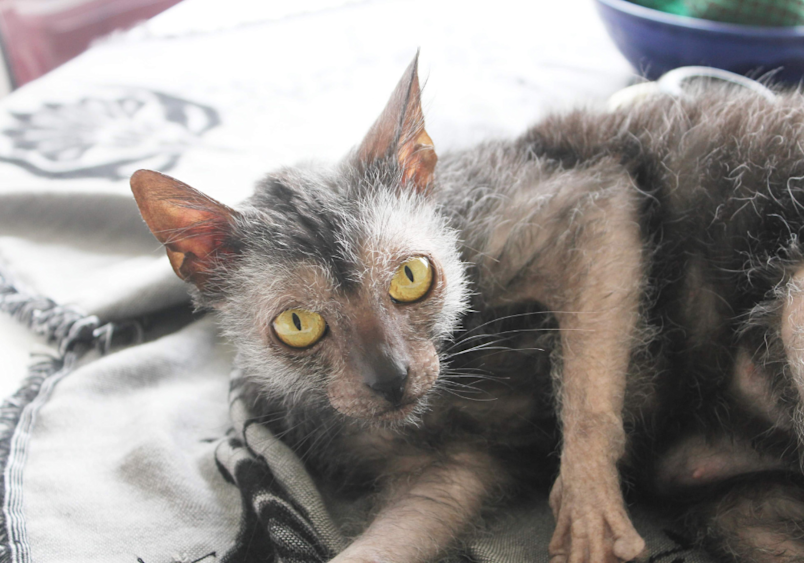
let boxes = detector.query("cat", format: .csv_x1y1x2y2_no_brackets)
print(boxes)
130,53,804,563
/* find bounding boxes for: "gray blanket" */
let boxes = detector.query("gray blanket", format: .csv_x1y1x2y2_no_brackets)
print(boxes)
0,0,713,560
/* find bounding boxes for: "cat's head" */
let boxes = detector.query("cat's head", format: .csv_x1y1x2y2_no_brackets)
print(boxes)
131,54,469,425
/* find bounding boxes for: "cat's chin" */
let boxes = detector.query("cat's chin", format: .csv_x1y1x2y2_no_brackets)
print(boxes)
372,401,419,422
331,395,428,426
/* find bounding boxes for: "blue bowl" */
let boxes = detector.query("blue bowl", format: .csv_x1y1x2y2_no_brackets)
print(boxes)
595,0,804,83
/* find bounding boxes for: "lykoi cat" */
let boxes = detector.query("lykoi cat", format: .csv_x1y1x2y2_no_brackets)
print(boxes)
131,54,804,563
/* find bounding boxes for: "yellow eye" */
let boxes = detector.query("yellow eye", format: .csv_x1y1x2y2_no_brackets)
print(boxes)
273,309,327,348
389,257,434,303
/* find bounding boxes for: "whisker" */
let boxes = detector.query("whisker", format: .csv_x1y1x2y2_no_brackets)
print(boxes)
451,311,552,339
450,308,601,342
446,326,586,353
435,385,499,402
446,344,546,358
438,380,487,394
441,371,509,381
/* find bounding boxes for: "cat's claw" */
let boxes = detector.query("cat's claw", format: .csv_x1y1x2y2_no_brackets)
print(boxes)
548,474,645,563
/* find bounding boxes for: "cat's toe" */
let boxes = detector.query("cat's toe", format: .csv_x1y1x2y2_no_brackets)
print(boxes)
613,532,646,561
548,475,644,563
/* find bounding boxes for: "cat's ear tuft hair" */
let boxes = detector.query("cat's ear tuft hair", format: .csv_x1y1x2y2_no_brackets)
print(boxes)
357,51,437,194
130,169,241,291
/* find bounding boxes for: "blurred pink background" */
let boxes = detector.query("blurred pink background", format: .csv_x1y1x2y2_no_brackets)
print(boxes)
0,0,181,89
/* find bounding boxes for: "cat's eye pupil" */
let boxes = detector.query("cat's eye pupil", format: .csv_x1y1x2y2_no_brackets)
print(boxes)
388,257,433,304
273,309,327,348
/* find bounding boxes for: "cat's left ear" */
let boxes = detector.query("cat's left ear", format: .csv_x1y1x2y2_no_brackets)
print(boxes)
356,52,437,194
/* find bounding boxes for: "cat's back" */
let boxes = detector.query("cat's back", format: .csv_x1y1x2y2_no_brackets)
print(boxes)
436,86,804,281
438,84,804,198
516,85,804,215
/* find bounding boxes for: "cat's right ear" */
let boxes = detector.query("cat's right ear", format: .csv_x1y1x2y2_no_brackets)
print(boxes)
130,169,241,291
355,52,437,194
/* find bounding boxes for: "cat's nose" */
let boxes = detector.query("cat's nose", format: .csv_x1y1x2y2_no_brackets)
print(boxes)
365,364,409,406
359,344,409,406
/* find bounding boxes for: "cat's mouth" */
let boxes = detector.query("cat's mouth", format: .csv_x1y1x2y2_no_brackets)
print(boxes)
327,388,428,423
374,399,420,420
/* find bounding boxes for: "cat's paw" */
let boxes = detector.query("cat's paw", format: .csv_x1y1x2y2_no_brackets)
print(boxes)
548,473,645,563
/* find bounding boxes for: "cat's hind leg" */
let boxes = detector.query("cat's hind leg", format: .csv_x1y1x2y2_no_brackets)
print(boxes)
680,475,804,563
656,433,788,492
777,267,804,445
740,266,804,448
654,425,803,563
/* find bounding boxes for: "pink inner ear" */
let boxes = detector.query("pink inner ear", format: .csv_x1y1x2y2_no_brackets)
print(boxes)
156,205,225,259
131,169,240,285
144,200,236,283
399,129,437,192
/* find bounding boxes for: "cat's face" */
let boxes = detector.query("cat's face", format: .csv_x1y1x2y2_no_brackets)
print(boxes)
220,179,467,422
131,55,469,424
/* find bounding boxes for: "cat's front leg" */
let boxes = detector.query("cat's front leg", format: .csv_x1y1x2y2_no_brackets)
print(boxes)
548,421,643,563
330,450,503,563
546,306,646,563
517,184,647,563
